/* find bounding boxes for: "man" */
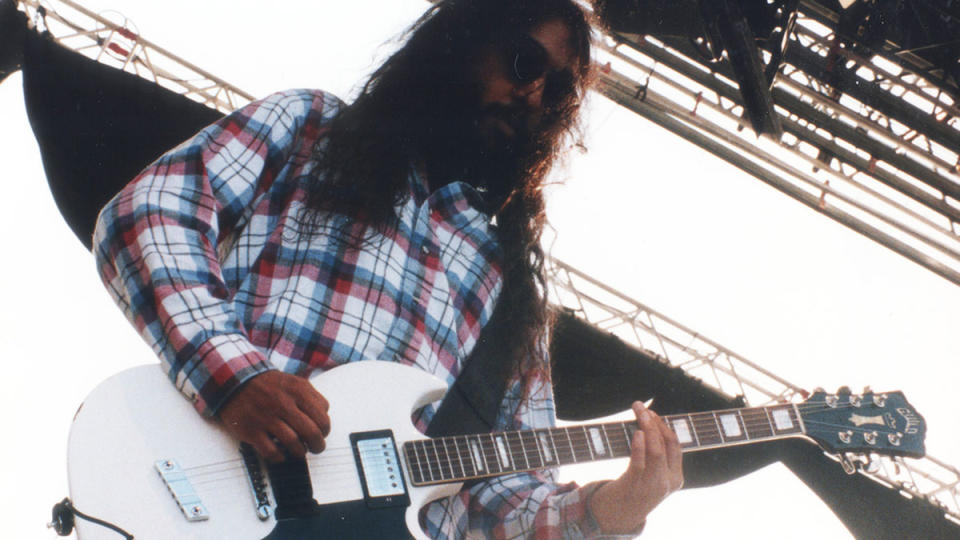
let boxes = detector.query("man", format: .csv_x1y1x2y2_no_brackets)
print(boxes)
93,0,682,537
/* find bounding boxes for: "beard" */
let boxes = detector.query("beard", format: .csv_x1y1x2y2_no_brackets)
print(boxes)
416,90,553,213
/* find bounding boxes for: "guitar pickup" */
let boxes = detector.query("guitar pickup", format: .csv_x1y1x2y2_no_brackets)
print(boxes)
155,459,210,522
350,430,410,509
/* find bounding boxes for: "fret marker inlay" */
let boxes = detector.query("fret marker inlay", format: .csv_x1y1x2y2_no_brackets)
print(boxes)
588,427,606,456
720,414,741,437
495,436,511,468
539,433,554,462
470,440,484,472
671,419,693,444
773,409,793,430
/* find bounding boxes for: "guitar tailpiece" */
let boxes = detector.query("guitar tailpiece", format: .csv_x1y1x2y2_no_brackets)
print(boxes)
48,497,135,539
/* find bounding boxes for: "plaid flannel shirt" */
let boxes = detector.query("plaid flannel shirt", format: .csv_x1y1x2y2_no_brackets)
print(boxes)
93,89,610,539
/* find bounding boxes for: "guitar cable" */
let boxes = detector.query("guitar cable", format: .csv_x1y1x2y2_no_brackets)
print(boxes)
49,497,135,539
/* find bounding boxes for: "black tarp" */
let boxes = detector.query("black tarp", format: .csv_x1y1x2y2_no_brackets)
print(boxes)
21,29,223,248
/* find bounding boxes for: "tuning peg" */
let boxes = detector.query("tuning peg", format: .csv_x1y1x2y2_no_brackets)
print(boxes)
863,457,881,474
862,386,873,395
825,393,839,408
839,454,857,475
812,386,825,395
837,386,852,395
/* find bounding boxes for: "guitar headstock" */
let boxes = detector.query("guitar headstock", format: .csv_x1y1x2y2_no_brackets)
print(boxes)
800,387,925,459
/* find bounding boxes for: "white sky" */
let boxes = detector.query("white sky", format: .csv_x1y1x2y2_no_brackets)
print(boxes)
1,1,958,538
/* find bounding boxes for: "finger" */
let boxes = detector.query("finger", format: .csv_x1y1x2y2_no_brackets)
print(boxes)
627,429,646,478
270,420,307,460
282,407,326,454
639,408,667,466
252,433,285,463
626,402,651,476
655,414,683,479
295,391,331,438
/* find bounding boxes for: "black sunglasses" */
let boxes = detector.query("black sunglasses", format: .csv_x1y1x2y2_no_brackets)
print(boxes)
508,34,577,105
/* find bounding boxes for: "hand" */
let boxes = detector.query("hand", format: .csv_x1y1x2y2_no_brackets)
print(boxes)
588,401,683,534
218,371,331,462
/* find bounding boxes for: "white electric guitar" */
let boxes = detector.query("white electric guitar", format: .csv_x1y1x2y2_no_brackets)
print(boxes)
64,361,925,539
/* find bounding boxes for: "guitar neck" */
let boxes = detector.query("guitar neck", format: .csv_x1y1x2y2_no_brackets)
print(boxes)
402,403,805,486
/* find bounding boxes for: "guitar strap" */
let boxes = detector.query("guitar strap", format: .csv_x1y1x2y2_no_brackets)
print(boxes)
425,293,515,439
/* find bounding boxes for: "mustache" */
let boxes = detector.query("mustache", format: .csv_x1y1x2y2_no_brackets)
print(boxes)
479,103,533,138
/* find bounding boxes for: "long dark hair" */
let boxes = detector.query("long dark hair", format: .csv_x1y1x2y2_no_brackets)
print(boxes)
303,0,593,385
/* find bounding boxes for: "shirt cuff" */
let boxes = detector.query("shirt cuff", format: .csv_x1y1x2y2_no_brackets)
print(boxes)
579,481,646,539
176,333,274,417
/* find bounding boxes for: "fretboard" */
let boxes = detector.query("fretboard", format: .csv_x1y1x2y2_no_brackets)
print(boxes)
402,403,804,486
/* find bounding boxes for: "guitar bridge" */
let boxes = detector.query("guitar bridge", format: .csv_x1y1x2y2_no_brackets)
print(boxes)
239,443,273,521
155,459,210,522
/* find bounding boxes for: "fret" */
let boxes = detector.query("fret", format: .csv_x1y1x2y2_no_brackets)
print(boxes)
599,424,613,457
666,415,698,449
768,404,802,435
792,404,806,433
607,422,631,458
520,430,545,468
585,425,608,458
567,426,592,463
506,431,529,471
700,412,723,446
715,410,748,443
414,440,429,483
416,440,434,482
743,407,774,440
493,434,513,472
405,442,424,484
546,429,560,465
552,428,575,465
456,436,477,478
435,437,453,480
711,412,725,443
762,407,777,435
535,428,559,465
617,422,633,456
426,439,444,481
601,423,629,459
447,437,466,479
620,421,634,451
483,434,502,474
441,437,461,479
467,435,487,475
582,426,597,460
687,413,715,447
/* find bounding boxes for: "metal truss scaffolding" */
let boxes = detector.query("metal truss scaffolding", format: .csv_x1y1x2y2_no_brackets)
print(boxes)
589,1,960,287
15,0,252,113
14,0,960,530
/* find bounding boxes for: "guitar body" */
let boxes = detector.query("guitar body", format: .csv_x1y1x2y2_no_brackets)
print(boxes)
67,361,460,540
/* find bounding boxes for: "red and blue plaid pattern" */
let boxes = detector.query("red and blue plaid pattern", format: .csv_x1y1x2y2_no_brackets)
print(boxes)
93,89,609,538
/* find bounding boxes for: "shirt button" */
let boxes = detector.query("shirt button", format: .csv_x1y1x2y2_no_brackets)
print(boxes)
420,245,430,255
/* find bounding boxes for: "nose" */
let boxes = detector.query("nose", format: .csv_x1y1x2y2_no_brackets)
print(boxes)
513,77,545,109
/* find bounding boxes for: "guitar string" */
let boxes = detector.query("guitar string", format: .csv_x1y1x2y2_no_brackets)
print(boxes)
181,417,875,487
185,422,905,490
177,401,902,484
180,417,867,485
